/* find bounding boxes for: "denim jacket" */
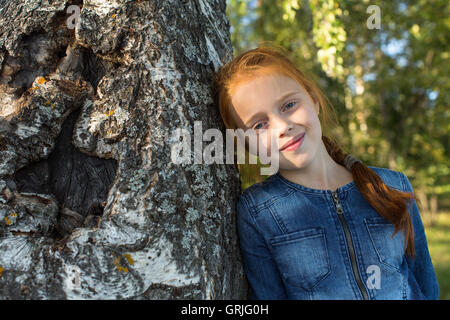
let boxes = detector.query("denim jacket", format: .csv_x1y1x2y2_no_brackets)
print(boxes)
236,165,439,300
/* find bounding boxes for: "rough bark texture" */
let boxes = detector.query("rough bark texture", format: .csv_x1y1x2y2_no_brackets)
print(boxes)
0,0,247,299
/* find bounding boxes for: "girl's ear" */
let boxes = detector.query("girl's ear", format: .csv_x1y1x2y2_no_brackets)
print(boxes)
315,101,320,115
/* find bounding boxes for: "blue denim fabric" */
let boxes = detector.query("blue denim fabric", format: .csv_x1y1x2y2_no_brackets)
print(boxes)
236,165,439,300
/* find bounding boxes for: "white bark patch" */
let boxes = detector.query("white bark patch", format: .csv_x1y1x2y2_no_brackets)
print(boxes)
204,35,221,72
144,53,182,83
198,0,226,42
15,123,40,139
84,0,122,18
201,259,214,299
64,264,82,292
0,92,17,117
0,236,34,272
61,233,200,299
73,100,95,147
95,139,114,157
88,105,129,134
0,150,17,176
128,235,201,287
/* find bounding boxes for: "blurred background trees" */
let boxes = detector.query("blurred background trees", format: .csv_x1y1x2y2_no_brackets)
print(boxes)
227,0,450,224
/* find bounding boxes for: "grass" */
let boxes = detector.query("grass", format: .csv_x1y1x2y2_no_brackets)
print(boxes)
424,210,450,300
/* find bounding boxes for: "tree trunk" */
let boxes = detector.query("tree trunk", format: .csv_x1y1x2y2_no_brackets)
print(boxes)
430,193,438,227
0,0,248,299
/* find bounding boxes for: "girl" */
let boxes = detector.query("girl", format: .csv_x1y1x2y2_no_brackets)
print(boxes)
213,45,439,300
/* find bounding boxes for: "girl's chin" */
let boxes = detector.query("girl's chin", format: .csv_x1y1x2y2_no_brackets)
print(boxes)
280,154,310,169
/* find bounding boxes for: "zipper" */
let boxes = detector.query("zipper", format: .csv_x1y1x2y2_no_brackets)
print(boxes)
331,190,370,300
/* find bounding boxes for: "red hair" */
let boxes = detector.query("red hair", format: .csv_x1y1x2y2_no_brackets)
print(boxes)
213,44,418,258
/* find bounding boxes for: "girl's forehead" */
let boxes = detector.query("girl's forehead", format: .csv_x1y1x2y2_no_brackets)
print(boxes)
231,73,303,105
232,72,296,90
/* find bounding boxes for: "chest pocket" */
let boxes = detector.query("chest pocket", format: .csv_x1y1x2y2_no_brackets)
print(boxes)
364,217,406,271
269,227,331,290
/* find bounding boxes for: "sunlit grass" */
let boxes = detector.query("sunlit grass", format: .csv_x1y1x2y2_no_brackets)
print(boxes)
424,211,450,300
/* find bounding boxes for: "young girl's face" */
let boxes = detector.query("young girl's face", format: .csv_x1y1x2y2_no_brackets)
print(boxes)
229,72,323,171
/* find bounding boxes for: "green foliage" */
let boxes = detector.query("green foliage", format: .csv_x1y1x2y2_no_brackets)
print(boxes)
309,0,347,79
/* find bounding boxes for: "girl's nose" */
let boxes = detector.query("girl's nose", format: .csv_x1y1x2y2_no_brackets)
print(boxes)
272,115,293,138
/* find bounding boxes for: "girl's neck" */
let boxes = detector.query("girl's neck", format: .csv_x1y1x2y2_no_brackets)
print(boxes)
278,142,353,191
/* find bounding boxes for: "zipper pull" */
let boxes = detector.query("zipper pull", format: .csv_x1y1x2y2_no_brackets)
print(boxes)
331,191,338,203
331,191,344,214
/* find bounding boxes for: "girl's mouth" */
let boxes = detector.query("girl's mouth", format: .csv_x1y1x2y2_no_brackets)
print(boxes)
279,132,305,152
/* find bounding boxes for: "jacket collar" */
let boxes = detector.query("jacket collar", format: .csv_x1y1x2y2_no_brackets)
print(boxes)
272,171,356,195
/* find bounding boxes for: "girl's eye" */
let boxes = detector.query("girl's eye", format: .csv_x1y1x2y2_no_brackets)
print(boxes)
253,122,266,130
282,101,296,111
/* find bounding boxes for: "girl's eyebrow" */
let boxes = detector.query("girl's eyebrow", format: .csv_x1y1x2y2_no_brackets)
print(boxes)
243,91,299,127
244,111,266,127
275,91,299,104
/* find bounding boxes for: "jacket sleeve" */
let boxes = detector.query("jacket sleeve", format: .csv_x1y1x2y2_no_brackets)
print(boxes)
401,172,439,299
236,193,288,300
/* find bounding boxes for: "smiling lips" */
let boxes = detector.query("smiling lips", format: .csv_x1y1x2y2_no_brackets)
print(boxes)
279,132,305,151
